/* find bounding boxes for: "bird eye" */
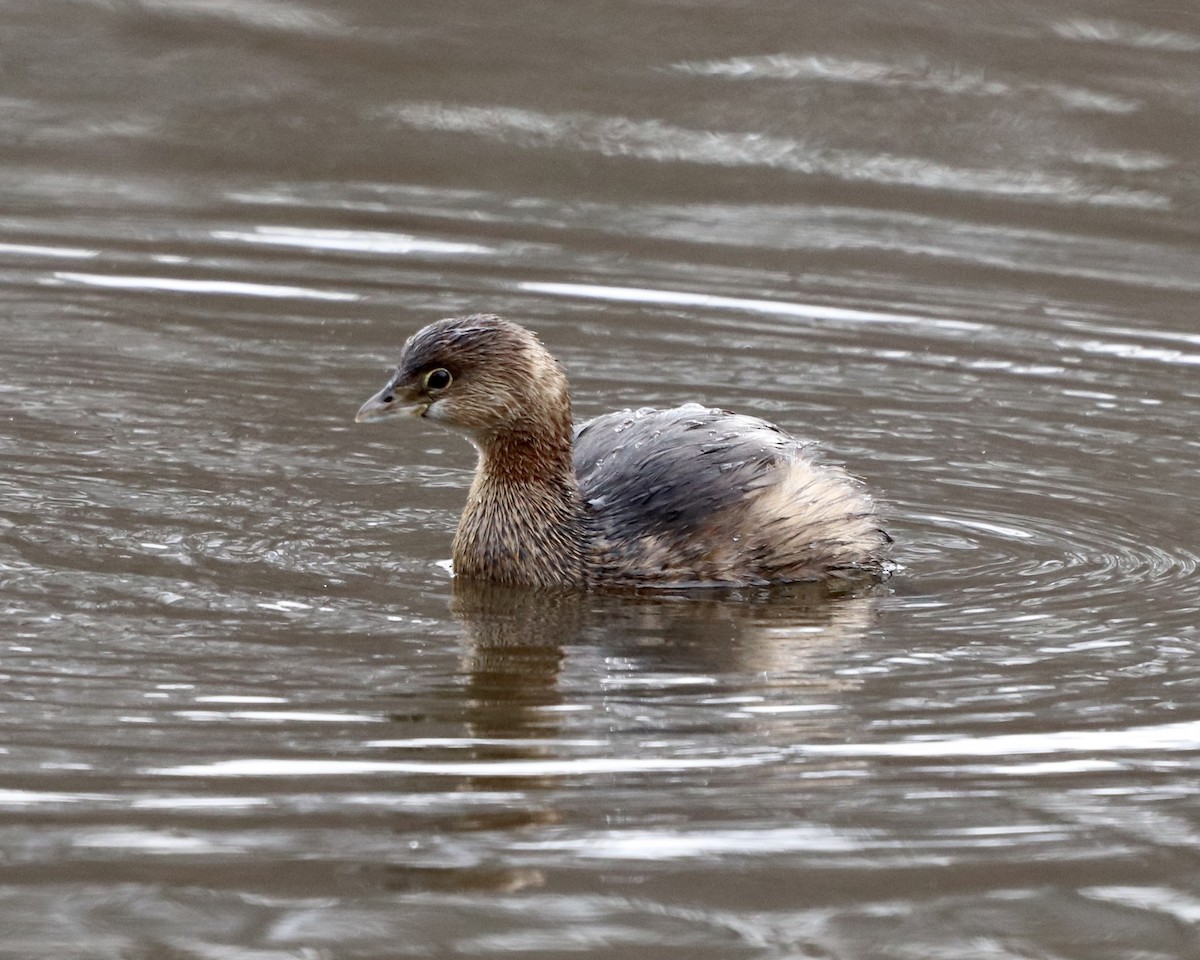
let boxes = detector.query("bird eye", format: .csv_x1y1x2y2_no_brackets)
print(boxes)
424,368,452,391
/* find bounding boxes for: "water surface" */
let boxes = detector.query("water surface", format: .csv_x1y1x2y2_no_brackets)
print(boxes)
3,1,1200,957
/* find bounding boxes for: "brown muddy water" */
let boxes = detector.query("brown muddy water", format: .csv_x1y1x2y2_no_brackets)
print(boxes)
2,2,1200,957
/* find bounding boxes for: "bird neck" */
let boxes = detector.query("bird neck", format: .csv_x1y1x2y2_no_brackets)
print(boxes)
452,419,591,587
476,416,576,489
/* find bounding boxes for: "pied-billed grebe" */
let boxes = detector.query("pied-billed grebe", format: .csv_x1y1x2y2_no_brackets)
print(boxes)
356,314,890,588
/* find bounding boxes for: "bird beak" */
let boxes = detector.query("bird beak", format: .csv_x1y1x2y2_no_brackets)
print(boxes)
354,382,427,423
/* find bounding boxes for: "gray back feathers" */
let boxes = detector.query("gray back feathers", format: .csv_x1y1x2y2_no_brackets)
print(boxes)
574,404,795,541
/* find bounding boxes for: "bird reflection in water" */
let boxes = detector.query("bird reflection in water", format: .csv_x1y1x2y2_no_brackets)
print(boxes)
379,580,881,895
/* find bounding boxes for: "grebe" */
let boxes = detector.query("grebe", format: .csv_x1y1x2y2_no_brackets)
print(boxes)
356,314,889,588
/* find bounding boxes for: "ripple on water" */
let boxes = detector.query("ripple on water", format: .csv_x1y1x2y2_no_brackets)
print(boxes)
377,101,1170,210
910,481,1200,626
